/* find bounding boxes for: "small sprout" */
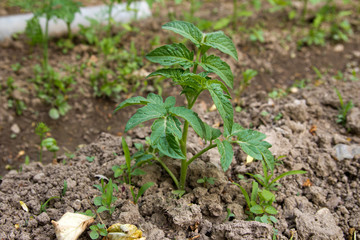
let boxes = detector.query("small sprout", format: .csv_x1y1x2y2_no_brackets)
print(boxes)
197,177,216,187
40,196,60,213
172,190,186,199
93,178,117,215
90,223,108,239
335,88,354,127
225,208,235,222
86,156,95,162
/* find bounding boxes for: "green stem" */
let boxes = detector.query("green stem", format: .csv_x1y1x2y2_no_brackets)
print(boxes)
187,143,217,166
233,0,238,30
39,135,43,162
302,0,308,23
107,1,114,37
155,157,179,189
67,22,72,40
43,15,50,74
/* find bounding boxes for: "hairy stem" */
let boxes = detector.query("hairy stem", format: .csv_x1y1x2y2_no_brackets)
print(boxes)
155,157,179,189
186,143,217,166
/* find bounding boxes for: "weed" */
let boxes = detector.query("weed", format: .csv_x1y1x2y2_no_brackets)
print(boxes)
40,180,67,212
93,178,118,215
225,207,235,222
35,122,50,162
249,27,265,43
114,21,274,192
86,156,95,162
233,155,306,224
11,63,22,72
235,69,258,97
4,77,27,115
268,88,287,99
197,177,216,187
32,65,75,119
89,223,108,239
274,113,283,121
112,138,154,204
335,88,354,126
41,137,59,160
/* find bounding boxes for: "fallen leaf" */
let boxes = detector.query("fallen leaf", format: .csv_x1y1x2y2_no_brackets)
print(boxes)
309,125,317,135
16,150,25,158
15,224,20,230
302,179,312,187
246,155,254,164
104,223,145,240
209,104,217,112
19,201,28,212
51,212,94,240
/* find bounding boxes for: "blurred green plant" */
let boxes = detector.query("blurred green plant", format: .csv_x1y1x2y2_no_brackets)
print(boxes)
334,88,354,127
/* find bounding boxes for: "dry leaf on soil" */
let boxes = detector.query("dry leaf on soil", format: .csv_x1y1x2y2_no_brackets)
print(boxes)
51,212,94,240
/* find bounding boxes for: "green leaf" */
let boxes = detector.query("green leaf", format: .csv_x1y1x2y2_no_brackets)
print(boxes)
96,206,109,213
131,169,146,176
270,170,307,187
90,231,99,239
122,138,131,173
204,123,221,141
125,103,166,132
93,196,102,206
200,55,234,88
114,96,149,113
260,189,275,202
151,118,185,159
162,21,203,46
250,204,264,214
136,182,155,202
25,17,43,45
215,139,234,171
169,107,206,138
207,83,233,135
204,31,238,60
250,181,259,202
49,108,60,120
147,68,185,81
265,206,278,215
146,43,194,69
233,182,251,208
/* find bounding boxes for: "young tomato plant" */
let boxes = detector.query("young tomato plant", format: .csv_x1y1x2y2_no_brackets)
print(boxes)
115,21,276,191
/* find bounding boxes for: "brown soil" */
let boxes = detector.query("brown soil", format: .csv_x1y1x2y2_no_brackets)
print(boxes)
0,0,360,239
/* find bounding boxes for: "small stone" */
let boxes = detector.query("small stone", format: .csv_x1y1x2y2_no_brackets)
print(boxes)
347,108,360,134
334,44,344,52
33,173,45,183
10,124,20,134
36,212,50,225
353,51,360,58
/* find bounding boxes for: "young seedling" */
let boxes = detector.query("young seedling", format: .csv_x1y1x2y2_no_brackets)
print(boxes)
40,180,67,212
225,208,235,222
41,137,59,160
89,223,108,239
197,177,216,188
5,77,27,115
112,138,154,204
233,155,306,224
114,21,275,192
93,178,118,215
35,122,50,162
335,88,354,126
235,69,258,97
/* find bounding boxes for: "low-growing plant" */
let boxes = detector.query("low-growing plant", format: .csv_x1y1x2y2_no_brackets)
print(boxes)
233,155,306,224
93,178,118,215
235,69,258,97
32,65,75,119
40,180,67,212
334,88,354,126
249,27,265,43
10,0,81,72
197,177,216,187
112,138,154,204
35,122,50,162
225,207,235,222
114,21,275,192
89,223,108,239
41,137,59,160
4,77,27,115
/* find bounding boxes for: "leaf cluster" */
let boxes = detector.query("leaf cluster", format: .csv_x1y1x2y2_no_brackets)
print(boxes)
112,138,154,204
93,179,118,215
335,88,354,126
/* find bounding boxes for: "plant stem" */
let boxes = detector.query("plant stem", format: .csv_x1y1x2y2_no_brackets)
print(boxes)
67,22,72,40
43,15,50,74
186,143,217,166
302,0,308,23
107,0,114,37
39,135,43,162
233,0,238,30
155,157,179,189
